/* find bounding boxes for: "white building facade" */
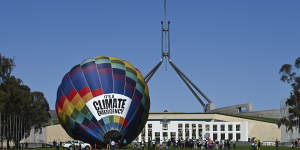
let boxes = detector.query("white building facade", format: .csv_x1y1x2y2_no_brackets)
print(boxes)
137,119,248,142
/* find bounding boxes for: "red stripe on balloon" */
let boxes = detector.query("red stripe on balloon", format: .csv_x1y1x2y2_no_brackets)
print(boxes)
98,68,112,74
125,83,134,91
55,105,59,114
78,86,90,97
67,89,77,101
58,95,66,108
123,120,128,127
92,88,103,97
133,94,141,105
113,74,125,81
69,66,82,77
83,65,96,73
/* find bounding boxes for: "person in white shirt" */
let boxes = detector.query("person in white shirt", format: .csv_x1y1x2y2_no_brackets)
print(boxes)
111,140,116,150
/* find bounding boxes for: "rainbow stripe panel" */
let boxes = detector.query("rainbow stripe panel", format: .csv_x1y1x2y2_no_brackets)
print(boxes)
56,56,150,146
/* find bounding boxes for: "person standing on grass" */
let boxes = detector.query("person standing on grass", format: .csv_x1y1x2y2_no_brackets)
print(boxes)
111,140,116,150
275,139,279,150
56,141,60,150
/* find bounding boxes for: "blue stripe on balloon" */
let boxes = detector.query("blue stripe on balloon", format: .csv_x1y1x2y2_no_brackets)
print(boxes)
56,85,63,104
113,80,125,94
60,75,74,95
99,74,113,94
83,69,101,91
82,62,101,91
70,67,88,92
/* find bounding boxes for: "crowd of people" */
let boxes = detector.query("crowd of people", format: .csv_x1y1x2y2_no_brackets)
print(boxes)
131,138,237,150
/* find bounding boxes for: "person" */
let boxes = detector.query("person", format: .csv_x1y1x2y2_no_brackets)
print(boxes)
166,139,171,150
56,141,60,150
141,140,145,150
295,140,298,148
111,140,116,150
71,141,74,150
257,140,261,150
152,140,156,150
275,139,279,150
232,140,236,149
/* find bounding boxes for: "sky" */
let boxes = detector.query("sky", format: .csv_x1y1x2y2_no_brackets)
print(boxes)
0,0,299,112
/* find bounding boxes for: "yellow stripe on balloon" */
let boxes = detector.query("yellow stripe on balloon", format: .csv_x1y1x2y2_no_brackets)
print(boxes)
82,92,93,103
75,100,85,111
71,94,81,106
114,115,120,123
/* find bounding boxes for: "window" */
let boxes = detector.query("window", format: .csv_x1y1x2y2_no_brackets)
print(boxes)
213,133,218,141
221,124,225,131
171,132,176,140
198,124,203,138
178,124,182,128
221,133,225,140
192,124,196,129
228,125,233,131
192,129,196,139
213,125,217,131
163,123,168,130
228,133,233,140
178,128,183,140
198,124,202,129
236,125,240,131
163,132,168,141
185,124,190,138
155,132,160,142
205,125,210,131
236,133,241,141
148,124,152,128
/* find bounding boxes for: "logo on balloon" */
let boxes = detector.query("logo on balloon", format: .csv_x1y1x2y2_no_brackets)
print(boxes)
87,93,132,120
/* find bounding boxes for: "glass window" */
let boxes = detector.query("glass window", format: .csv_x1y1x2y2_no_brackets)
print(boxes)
192,129,196,139
213,133,218,141
236,133,241,141
163,132,168,141
192,124,196,129
213,125,217,131
148,124,152,128
228,133,233,140
178,124,182,128
221,125,225,131
198,124,203,139
155,132,160,142
163,123,168,130
221,133,225,140
185,124,189,128
198,124,202,129
236,125,240,131
228,125,233,131
205,125,210,131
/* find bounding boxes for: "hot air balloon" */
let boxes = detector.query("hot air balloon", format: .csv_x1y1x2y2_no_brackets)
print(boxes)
55,56,150,146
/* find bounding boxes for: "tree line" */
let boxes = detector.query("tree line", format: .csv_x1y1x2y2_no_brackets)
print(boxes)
278,57,300,133
0,53,50,148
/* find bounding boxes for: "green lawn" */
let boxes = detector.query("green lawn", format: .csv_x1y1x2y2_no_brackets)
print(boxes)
22,145,300,150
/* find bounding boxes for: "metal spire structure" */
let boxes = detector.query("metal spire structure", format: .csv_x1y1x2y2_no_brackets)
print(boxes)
144,0,215,112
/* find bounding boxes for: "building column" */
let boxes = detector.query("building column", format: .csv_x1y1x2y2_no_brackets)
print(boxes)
183,124,186,140
189,123,192,140
196,124,199,139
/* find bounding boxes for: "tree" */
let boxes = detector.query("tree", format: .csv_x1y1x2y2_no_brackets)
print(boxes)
0,53,15,80
0,53,50,147
278,57,300,132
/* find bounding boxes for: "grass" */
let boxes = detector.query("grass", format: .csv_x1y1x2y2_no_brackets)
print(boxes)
20,145,300,150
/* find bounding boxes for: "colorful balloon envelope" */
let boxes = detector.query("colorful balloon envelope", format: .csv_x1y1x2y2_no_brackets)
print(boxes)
55,56,150,145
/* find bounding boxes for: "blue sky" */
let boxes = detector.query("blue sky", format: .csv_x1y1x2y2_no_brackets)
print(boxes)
0,0,299,112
